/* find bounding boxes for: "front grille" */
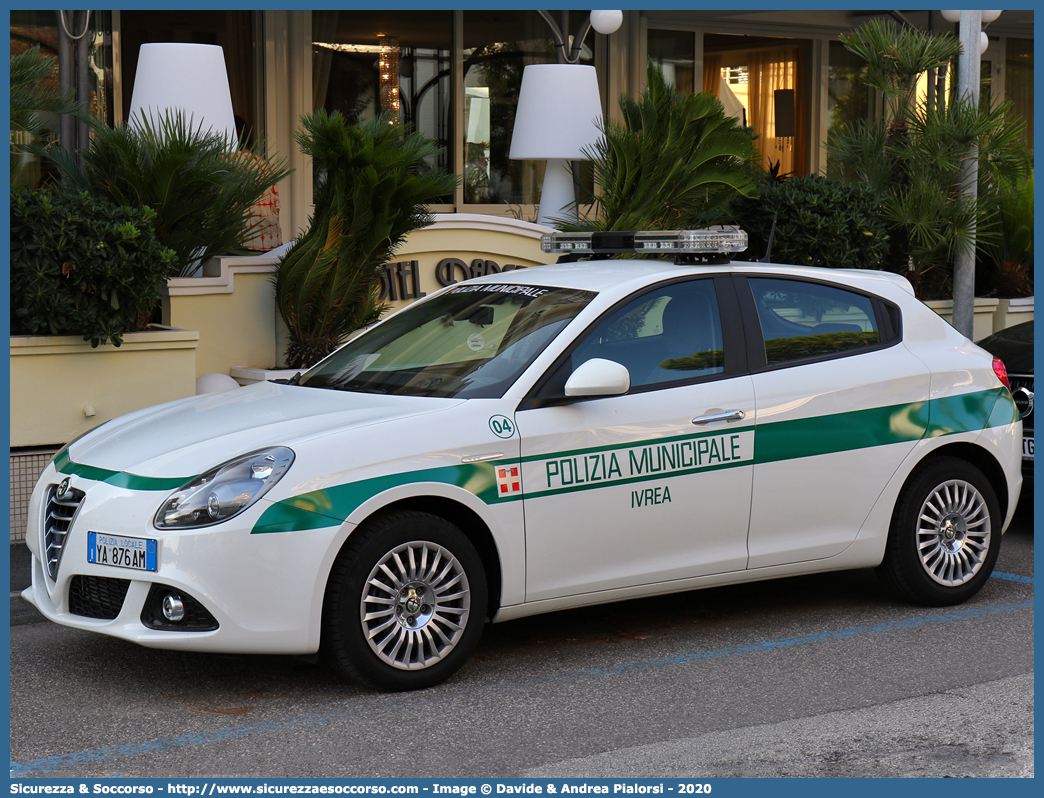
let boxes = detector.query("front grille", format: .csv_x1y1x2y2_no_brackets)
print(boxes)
68,575,130,620
44,483,86,580
1009,374,1033,430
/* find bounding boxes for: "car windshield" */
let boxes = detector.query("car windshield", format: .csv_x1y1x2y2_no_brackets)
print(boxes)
299,283,597,398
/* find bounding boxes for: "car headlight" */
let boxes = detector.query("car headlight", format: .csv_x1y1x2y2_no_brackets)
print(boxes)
154,447,295,529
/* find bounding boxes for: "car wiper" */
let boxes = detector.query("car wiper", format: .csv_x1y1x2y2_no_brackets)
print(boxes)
272,372,302,385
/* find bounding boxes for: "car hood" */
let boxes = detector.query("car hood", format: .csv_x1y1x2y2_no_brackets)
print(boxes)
67,381,462,479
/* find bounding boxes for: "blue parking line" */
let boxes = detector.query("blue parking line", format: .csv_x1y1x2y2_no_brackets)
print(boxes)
572,599,1034,679
992,571,1035,584
10,590,1033,777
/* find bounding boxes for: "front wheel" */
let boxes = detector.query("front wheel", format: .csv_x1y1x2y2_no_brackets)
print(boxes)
877,457,1001,606
322,510,488,691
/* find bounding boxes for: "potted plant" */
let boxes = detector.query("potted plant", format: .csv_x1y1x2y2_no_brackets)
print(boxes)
564,62,760,234
9,186,200,448
274,110,458,370
42,110,292,278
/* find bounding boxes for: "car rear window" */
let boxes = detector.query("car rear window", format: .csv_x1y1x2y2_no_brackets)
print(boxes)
748,277,881,365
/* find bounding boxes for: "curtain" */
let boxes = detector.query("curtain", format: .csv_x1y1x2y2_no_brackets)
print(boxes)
702,54,722,95
224,11,255,147
312,10,339,110
747,46,800,176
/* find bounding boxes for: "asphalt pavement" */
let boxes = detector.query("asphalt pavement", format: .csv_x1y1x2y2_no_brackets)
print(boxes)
10,541,42,625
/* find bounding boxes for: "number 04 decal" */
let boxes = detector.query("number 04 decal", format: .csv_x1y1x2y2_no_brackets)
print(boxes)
488,415,516,439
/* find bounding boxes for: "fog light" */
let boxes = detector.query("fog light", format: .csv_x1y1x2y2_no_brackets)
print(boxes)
162,594,186,623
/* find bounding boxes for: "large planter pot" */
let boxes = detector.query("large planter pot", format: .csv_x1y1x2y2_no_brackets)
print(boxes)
9,326,199,448
229,366,300,386
924,298,1000,341
992,296,1034,333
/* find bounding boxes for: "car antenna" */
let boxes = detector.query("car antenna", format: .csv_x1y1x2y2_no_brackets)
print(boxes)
759,212,778,263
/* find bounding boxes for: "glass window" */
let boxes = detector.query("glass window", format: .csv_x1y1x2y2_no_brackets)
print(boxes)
572,280,724,388
300,284,596,399
11,10,114,188
704,33,811,176
827,40,870,134
462,10,593,206
312,10,454,196
747,278,880,365
648,30,694,94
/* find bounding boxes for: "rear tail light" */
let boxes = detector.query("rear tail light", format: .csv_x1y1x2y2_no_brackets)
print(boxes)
992,357,1011,390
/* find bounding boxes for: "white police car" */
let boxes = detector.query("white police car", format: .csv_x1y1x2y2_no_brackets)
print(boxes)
23,228,1022,690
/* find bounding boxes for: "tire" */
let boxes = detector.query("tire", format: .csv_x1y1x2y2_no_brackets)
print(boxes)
877,457,1001,606
322,510,488,691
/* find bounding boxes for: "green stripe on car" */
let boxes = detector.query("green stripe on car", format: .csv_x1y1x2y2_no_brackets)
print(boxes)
54,449,194,491
251,387,1015,534
52,387,1016,534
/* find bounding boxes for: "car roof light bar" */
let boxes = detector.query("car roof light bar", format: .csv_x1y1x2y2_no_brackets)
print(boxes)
541,227,748,257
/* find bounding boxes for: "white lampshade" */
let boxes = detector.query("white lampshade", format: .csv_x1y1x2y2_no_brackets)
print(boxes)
510,64,603,160
981,10,1002,24
128,43,237,148
941,10,962,23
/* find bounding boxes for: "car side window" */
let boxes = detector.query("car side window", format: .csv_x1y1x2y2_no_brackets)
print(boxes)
572,279,725,388
748,277,881,365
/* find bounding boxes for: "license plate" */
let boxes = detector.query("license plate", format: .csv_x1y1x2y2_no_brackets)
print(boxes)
1023,436,1034,460
87,532,158,572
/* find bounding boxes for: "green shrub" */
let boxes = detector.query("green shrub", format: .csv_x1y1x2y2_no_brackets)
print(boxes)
10,187,178,347
737,175,890,270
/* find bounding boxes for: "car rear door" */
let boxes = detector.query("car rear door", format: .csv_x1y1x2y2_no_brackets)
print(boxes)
737,273,931,568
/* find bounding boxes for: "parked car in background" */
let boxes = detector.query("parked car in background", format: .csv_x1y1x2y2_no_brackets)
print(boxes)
979,321,1033,490
22,229,1023,691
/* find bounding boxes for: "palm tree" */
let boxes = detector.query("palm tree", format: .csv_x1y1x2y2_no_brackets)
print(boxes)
567,62,759,233
826,19,1030,298
274,110,458,370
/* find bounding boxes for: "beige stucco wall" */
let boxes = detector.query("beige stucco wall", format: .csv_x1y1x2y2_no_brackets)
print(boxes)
10,327,199,448
164,256,283,375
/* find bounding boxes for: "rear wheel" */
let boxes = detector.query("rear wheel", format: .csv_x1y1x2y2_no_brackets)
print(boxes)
877,457,1001,606
322,510,487,690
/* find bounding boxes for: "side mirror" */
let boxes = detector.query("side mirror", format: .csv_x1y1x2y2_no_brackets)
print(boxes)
564,358,631,397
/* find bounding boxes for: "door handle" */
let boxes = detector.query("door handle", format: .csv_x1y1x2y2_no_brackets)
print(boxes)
691,410,746,425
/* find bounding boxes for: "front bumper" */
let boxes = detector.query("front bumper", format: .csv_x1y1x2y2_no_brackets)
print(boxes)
23,464,343,655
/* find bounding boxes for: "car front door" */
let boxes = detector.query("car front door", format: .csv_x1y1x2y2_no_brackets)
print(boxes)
515,276,756,602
